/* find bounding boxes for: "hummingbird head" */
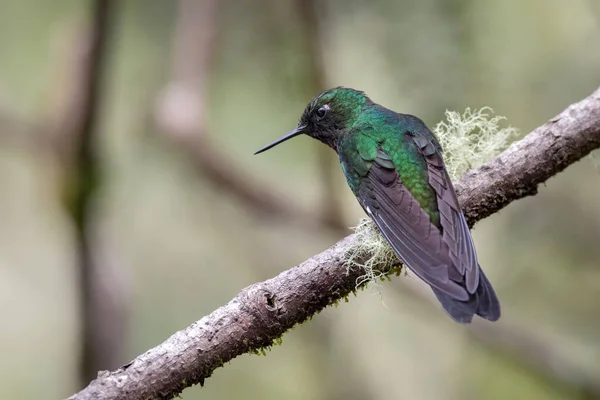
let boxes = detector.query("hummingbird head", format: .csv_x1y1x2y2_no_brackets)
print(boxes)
254,87,370,155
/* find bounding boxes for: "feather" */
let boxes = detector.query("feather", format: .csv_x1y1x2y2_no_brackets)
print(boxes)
350,133,500,322
357,157,468,301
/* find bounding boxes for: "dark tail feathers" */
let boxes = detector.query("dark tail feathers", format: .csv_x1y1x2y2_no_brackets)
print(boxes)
431,268,501,324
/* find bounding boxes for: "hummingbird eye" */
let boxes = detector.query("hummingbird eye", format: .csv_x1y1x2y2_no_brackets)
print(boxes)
316,105,329,119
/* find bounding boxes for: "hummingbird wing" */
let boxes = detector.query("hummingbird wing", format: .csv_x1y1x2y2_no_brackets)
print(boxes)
353,148,469,301
412,131,500,322
410,132,479,293
342,128,500,322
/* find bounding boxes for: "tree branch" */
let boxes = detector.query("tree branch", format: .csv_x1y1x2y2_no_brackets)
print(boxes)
455,89,600,225
69,87,600,400
156,0,338,231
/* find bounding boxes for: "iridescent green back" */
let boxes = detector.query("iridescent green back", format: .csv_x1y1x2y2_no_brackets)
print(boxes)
338,104,440,226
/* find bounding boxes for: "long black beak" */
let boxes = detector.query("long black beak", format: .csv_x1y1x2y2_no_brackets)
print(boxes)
254,125,306,155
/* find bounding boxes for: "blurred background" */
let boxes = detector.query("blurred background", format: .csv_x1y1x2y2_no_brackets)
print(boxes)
1,0,599,399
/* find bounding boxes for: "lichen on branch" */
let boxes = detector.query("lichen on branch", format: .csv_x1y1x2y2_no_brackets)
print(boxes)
435,107,519,180
344,218,401,288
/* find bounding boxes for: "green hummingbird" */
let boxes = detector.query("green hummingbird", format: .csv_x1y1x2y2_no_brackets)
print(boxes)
255,87,500,323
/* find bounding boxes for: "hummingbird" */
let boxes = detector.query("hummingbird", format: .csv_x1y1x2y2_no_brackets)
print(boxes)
255,87,500,323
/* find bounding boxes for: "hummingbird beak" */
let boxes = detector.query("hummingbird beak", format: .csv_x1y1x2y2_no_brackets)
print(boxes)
254,125,307,155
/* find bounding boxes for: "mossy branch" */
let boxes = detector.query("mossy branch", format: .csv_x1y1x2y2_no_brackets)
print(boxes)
69,87,600,400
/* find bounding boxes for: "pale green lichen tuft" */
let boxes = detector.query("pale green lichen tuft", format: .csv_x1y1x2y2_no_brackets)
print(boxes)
345,218,400,290
434,107,519,181
344,107,518,288
589,149,600,172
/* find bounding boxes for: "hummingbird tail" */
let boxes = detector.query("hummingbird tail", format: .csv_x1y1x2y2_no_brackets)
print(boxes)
431,268,501,324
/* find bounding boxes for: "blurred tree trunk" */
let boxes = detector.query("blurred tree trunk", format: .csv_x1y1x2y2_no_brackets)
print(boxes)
51,0,130,388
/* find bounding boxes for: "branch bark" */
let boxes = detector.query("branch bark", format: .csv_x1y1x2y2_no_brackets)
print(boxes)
69,87,600,400
456,92,600,225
